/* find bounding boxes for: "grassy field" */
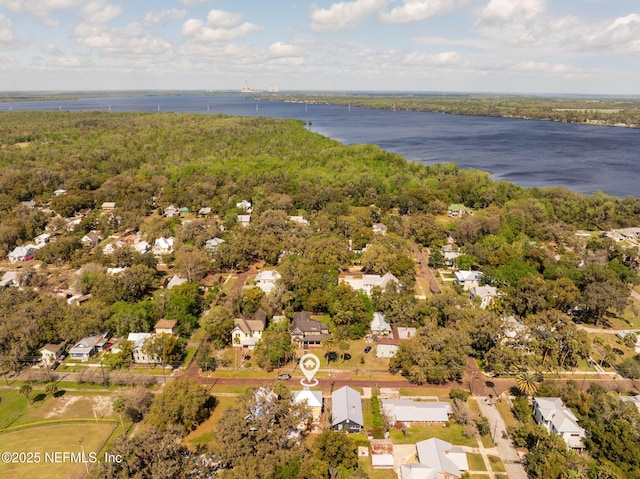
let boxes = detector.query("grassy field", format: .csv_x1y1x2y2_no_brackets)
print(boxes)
467,452,487,471
488,455,506,473
389,423,477,447
0,387,119,479
357,458,397,479
495,398,519,431
0,422,117,479
184,395,237,450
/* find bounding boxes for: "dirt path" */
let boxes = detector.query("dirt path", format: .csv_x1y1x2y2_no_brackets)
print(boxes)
413,243,441,294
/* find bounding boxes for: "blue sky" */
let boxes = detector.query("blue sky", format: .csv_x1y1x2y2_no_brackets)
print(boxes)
0,0,639,94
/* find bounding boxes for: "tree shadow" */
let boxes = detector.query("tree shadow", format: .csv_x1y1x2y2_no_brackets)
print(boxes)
53,390,66,398
32,393,46,403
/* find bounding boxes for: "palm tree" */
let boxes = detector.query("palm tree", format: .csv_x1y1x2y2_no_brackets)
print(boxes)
45,382,58,398
515,371,540,397
19,382,33,404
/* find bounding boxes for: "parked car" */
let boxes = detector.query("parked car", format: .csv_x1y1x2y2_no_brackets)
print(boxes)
50,361,60,371
364,346,372,353
277,373,291,380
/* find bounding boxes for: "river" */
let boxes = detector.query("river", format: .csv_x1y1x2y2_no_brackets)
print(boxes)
2,94,638,198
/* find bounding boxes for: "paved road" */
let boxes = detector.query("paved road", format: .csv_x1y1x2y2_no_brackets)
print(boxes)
477,395,528,479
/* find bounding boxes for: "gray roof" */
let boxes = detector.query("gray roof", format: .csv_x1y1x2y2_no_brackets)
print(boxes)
332,386,363,427
416,438,468,477
382,399,451,423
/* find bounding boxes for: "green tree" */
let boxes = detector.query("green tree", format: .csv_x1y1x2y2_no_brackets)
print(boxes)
254,323,296,372
515,371,540,397
211,385,314,479
145,378,215,433
314,430,358,478
44,382,58,398
19,382,33,404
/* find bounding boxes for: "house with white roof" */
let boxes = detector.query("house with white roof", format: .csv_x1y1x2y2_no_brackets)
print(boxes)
7,245,35,263
400,438,468,479
533,397,586,449
255,270,281,294
167,275,188,290
370,312,391,336
34,233,51,245
454,270,483,291
0,271,19,288
81,230,102,247
237,214,251,227
205,237,225,252
469,285,498,309
289,215,309,225
293,390,323,424
382,399,451,425
236,200,252,213
332,386,364,433
152,237,174,257
372,223,387,235
127,332,158,364
340,272,399,296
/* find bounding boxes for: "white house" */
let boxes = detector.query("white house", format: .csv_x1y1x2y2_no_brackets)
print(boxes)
454,270,483,290
382,399,451,425
80,230,102,247
340,272,399,296
205,237,225,252
533,397,586,449
152,237,174,256
236,200,252,213
372,223,387,235
164,205,179,218
7,245,35,263
376,327,416,358
255,270,281,294
400,438,469,479
289,215,309,225
34,233,51,245
469,285,498,309
293,390,323,425
40,342,66,365
237,214,251,227
231,310,267,349
0,271,19,288
128,332,158,364
370,312,392,336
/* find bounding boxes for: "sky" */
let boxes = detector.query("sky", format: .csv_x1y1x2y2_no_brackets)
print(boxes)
0,0,639,94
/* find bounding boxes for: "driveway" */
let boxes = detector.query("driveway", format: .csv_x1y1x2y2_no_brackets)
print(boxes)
476,396,528,479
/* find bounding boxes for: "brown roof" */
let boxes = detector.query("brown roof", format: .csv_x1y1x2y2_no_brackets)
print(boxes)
290,312,329,334
234,317,266,335
154,319,177,330
40,342,66,354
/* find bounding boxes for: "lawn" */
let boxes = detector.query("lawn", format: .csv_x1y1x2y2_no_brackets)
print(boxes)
0,422,117,479
357,458,397,479
389,423,477,447
495,399,519,431
467,452,487,471
488,455,506,473
184,396,238,450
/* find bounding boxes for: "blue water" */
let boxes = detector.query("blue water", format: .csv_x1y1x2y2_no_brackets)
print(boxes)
2,94,638,198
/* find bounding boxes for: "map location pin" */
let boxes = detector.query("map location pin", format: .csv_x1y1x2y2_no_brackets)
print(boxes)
299,353,320,387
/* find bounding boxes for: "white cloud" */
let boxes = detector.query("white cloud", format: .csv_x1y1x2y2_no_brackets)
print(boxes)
182,9,261,43
74,22,171,55
379,0,468,24
144,9,186,27
0,0,82,16
49,56,83,67
403,50,462,66
587,13,640,50
82,1,122,24
178,0,207,5
0,14,13,43
512,61,569,74
269,41,303,57
42,43,63,55
310,0,387,32
206,10,244,28
478,0,546,25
